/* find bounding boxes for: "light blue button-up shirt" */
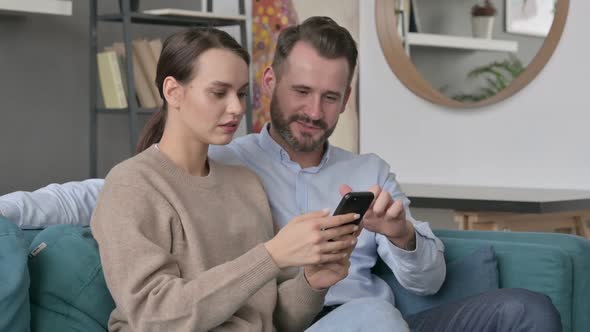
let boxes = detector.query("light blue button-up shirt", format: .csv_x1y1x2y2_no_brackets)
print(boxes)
0,124,445,306
210,124,446,306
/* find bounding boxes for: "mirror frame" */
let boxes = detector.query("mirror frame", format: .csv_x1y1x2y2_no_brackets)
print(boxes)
375,0,570,108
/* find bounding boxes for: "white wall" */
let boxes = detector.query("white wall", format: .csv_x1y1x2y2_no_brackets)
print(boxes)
359,0,590,191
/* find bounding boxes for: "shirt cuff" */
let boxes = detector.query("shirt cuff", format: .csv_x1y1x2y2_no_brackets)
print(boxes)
376,229,425,261
0,201,19,223
376,219,446,259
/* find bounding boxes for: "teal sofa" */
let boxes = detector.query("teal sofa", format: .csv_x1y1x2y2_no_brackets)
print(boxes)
431,229,590,332
2,217,589,332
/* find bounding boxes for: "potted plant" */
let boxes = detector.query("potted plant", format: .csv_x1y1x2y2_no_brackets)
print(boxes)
471,0,497,39
452,54,524,102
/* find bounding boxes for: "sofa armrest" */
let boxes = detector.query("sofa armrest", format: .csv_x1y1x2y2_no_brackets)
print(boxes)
0,217,30,332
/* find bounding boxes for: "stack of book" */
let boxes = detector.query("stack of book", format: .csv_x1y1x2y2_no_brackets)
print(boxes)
96,38,163,109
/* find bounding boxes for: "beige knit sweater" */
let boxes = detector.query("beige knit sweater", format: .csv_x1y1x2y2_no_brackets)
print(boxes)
91,146,326,332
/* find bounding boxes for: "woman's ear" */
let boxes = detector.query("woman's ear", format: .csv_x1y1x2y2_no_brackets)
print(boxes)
261,66,276,97
162,76,183,110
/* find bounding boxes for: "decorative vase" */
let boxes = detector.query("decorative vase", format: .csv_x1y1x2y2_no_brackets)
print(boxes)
471,16,495,39
119,0,140,13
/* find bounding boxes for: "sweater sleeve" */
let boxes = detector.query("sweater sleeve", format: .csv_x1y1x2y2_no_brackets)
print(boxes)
273,268,327,332
91,182,281,332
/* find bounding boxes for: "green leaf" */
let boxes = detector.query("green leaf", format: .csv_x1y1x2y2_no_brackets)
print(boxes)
452,53,525,101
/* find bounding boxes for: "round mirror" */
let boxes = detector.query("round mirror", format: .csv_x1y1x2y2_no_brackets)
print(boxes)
375,0,569,108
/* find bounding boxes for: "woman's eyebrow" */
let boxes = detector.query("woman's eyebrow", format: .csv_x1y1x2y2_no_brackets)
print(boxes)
210,81,249,90
210,81,232,88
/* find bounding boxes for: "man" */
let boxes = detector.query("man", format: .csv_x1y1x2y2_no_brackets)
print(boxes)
1,17,561,331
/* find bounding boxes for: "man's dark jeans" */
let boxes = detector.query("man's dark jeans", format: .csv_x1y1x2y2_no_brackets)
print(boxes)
405,288,562,332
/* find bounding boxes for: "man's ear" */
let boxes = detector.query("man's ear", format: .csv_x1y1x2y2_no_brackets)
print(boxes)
340,86,352,114
262,66,276,97
163,76,183,110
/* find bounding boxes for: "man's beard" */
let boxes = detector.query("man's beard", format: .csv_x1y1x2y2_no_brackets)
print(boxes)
269,94,337,152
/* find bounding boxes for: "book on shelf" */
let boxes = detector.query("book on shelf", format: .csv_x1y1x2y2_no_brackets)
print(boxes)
132,39,162,107
103,45,129,101
108,42,157,108
96,51,127,109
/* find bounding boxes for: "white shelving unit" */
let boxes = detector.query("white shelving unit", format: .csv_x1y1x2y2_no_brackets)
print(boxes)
406,32,519,53
407,32,518,53
0,0,72,16
142,8,246,22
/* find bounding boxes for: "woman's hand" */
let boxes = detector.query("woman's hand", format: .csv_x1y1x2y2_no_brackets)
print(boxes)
304,254,353,290
304,231,358,290
264,209,359,268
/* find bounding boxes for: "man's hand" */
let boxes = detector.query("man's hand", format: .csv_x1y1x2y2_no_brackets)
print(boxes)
340,184,416,251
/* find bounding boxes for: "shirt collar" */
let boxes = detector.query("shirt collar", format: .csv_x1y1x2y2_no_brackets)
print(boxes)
258,122,332,172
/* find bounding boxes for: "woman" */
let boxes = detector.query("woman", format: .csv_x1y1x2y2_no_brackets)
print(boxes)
90,27,359,332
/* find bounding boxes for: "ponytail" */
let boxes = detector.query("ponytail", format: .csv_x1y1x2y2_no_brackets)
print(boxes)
135,108,166,154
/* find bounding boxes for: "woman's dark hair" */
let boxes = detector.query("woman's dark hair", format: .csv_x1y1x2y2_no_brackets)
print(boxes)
136,28,250,153
272,16,358,84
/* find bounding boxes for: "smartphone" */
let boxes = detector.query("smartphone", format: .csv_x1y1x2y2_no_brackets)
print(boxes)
332,191,375,225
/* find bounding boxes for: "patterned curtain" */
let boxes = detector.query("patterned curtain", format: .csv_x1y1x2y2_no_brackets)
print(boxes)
251,0,299,133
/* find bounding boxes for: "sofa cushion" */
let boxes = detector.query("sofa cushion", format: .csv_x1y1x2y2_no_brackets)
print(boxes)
27,225,115,332
377,245,499,317
0,217,30,332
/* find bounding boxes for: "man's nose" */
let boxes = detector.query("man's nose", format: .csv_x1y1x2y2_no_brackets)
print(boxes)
304,95,322,120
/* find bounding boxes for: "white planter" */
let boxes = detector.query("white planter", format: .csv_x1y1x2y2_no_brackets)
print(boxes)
472,16,495,39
